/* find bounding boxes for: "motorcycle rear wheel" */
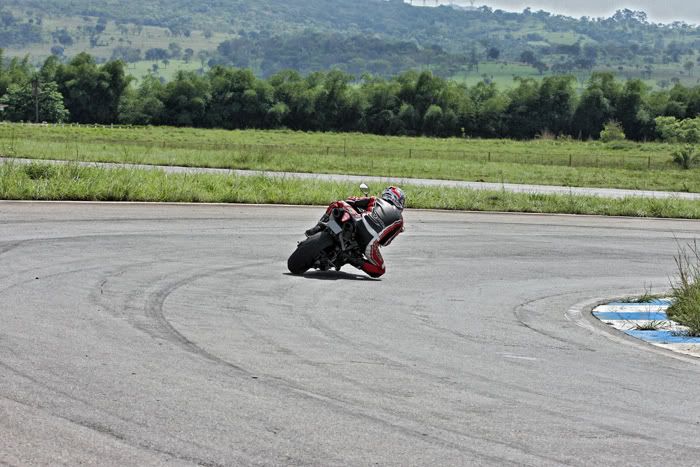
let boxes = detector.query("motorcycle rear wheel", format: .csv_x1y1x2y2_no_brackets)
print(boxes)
287,231,334,275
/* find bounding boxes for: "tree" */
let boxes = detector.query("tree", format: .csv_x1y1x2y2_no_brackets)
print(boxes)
486,47,500,60
158,71,210,126
536,75,576,135
0,80,69,123
111,47,141,62
363,79,402,135
468,46,479,72
397,103,420,136
410,71,444,118
205,66,266,129
119,74,165,125
465,81,508,138
39,56,61,83
265,102,289,128
268,69,317,131
422,105,443,136
655,116,700,143
53,29,74,47
615,79,652,140
55,53,130,123
183,48,194,64
520,51,537,65
571,73,621,139
197,50,209,69
314,70,363,132
95,17,108,34
505,77,541,138
684,61,695,76
145,48,169,61
168,42,182,60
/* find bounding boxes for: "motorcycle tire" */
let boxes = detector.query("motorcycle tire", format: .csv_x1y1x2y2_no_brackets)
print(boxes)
287,231,335,275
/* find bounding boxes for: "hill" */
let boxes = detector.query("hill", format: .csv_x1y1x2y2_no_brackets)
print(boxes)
1,1,700,86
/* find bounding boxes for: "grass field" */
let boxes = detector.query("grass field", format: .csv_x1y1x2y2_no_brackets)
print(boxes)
3,161,700,219
125,59,206,83
3,13,233,65
452,61,700,89
1,123,699,193
452,62,543,88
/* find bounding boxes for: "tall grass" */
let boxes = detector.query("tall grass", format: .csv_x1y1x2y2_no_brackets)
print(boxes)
2,162,700,219
2,123,699,193
668,241,700,336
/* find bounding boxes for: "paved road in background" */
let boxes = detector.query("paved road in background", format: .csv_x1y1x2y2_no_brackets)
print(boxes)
2,202,700,465
4,156,700,200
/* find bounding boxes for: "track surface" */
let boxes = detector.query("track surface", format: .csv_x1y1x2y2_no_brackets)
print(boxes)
1,202,700,466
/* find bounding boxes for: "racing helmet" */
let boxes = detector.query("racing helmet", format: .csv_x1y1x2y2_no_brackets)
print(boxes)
381,186,406,210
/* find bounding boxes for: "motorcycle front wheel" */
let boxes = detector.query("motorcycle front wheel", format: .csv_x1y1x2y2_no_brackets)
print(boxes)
287,231,334,275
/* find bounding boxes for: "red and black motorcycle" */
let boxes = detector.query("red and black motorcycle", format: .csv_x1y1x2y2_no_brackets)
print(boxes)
287,184,369,275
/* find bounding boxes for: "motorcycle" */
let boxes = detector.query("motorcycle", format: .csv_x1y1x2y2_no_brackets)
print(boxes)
287,184,370,275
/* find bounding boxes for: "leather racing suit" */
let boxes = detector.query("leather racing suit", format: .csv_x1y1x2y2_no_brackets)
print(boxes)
325,196,404,278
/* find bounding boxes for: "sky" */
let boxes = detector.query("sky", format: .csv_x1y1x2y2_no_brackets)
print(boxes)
480,1,700,24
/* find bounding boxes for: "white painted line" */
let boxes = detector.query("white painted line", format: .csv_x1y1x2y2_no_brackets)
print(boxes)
501,354,539,361
599,320,676,331
593,304,669,313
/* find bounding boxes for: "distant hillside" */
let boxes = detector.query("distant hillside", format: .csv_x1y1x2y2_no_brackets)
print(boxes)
2,1,700,85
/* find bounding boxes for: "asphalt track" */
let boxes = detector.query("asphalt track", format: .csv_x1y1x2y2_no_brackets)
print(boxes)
2,201,700,466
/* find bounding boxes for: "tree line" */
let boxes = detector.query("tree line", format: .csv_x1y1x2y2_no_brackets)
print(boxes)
2,51,700,142
211,31,465,78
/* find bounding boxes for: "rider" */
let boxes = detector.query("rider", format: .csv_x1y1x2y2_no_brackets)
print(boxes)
306,186,405,278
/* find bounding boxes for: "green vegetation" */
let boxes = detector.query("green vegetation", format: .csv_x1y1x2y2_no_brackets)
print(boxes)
672,146,699,170
2,161,700,220
3,124,700,193
1,2,700,84
599,121,626,143
0,80,68,122
669,241,700,336
655,116,700,144
619,286,661,304
3,51,700,144
634,320,665,331
655,116,700,168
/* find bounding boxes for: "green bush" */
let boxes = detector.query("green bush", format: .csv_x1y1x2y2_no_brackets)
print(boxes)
655,116,700,144
600,121,626,143
672,145,698,170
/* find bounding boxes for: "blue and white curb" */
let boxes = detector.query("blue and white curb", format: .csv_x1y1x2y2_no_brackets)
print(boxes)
593,299,700,357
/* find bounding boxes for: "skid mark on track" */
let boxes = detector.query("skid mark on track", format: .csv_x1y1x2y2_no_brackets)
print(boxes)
0,240,26,258
148,269,581,465
512,290,598,351
0,360,231,465
292,287,686,448
0,259,246,465
0,232,184,286
136,266,556,465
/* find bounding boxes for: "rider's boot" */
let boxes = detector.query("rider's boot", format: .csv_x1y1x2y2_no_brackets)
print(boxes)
305,223,323,237
305,214,329,237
